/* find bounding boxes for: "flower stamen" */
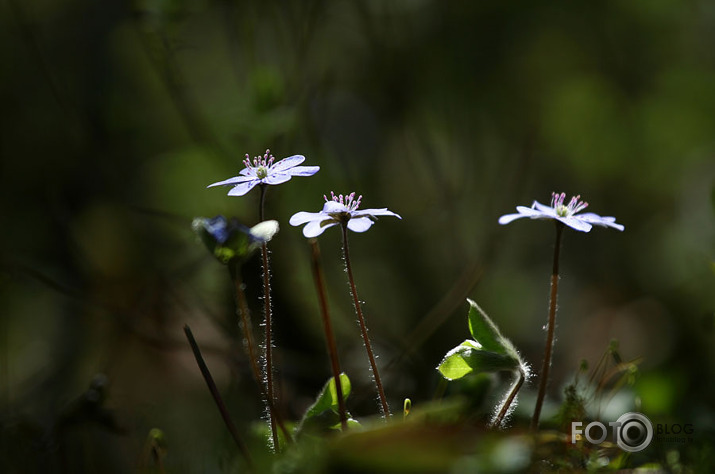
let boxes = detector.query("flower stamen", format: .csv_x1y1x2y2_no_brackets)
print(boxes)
325,191,362,212
243,149,276,173
550,192,588,217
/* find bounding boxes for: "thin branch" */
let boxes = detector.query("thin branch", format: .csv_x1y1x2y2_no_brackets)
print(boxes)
183,325,253,469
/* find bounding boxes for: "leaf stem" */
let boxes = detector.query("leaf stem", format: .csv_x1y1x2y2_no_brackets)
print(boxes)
491,368,526,428
309,239,348,430
183,324,254,470
340,224,391,418
531,221,564,431
258,183,280,451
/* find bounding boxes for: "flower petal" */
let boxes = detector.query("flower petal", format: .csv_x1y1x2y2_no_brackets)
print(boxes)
286,165,320,177
347,217,374,233
355,208,402,219
532,200,555,214
270,155,305,172
578,213,625,231
559,216,592,232
323,201,347,213
303,219,338,238
289,211,326,226
498,213,528,225
250,220,280,242
207,175,254,188
516,206,548,217
227,180,259,196
264,173,292,185
498,206,546,225
201,216,231,243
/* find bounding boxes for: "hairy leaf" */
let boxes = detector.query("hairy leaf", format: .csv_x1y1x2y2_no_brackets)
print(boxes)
438,340,520,380
467,299,514,356
297,373,357,437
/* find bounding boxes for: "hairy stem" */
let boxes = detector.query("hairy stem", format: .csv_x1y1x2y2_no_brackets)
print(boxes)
258,184,280,451
531,222,564,431
491,368,526,429
183,325,254,469
309,239,348,430
340,224,391,418
229,263,291,443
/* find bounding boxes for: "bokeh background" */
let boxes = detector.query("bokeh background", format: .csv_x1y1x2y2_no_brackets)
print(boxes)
2,0,714,471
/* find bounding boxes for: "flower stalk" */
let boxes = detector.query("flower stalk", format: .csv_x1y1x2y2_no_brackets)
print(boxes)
229,263,291,444
309,239,348,430
531,221,564,431
498,192,623,430
258,184,280,451
340,223,391,418
289,191,399,419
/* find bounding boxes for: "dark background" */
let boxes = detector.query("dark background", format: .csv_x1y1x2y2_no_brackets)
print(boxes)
1,0,714,471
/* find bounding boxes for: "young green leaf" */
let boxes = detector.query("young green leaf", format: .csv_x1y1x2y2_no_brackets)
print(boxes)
296,373,358,437
305,373,351,419
467,299,514,355
437,300,530,428
438,340,520,381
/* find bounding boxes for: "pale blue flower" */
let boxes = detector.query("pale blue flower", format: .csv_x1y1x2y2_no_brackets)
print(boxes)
498,192,624,232
207,149,319,196
192,215,279,263
289,192,401,238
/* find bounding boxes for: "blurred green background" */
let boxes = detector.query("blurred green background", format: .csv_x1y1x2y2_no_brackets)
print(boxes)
1,0,714,471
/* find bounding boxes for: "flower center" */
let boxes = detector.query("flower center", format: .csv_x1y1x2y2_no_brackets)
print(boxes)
242,149,275,179
551,192,588,217
323,191,362,222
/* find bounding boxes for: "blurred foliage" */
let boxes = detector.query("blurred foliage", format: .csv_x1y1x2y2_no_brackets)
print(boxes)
1,0,714,471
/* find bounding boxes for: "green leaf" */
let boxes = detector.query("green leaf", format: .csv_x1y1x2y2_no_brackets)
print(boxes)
305,373,351,419
437,340,519,381
467,299,515,356
296,373,353,437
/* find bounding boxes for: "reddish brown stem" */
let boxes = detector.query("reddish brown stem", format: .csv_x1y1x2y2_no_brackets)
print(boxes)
531,222,564,431
340,224,390,418
309,239,348,430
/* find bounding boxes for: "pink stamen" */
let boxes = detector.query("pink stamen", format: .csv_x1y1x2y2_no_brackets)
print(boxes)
552,191,588,215
242,149,276,172
325,191,362,211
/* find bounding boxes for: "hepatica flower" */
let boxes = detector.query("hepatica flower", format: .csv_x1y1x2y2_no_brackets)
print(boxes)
192,215,279,264
498,191,624,430
289,192,401,238
292,192,400,417
207,149,319,196
498,192,624,232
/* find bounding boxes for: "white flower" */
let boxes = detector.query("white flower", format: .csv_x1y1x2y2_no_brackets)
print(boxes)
498,192,624,232
289,192,401,238
207,149,319,196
